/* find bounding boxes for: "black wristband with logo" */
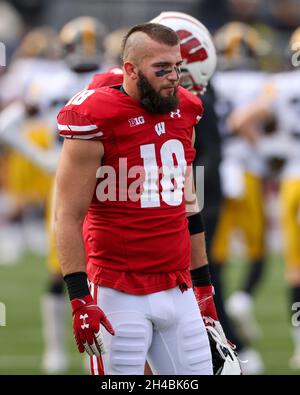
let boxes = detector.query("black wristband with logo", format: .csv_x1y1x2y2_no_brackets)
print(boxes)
64,272,90,301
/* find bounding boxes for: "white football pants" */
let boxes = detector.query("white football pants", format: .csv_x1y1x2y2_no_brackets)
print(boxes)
90,284,213,375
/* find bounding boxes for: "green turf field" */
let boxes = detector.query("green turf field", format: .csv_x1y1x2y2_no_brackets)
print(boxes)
0,252,298,375
224,254,298,375
0,253,86,375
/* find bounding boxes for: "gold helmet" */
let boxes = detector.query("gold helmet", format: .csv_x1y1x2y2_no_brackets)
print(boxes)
104,27,129,67
14,26,62,60
214,22,269,70
289,27,300,51
60,16,107,72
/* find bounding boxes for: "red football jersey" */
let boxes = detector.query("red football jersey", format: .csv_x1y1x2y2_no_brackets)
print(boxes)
57,84,203,294
88,67,123,89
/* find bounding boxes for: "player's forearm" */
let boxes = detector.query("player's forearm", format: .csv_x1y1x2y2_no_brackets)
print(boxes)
4,132,57,173
228,100,270,138
190,232,218,323
54,139,102,278
0,101,25,130
0,101,58,173
187,211,208,270
190,232,208,270
55,215,87,276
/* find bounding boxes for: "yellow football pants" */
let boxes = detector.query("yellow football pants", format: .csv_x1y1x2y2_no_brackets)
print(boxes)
212,172,265,263
5,120,53,205
279,179,300,270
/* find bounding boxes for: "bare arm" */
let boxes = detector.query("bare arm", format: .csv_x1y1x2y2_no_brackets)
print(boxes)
190,232,208,270
0,102,59,173
185,128,200,216
55,138,104,276
187,128,208,270
228,99,273,143
188,128,226,333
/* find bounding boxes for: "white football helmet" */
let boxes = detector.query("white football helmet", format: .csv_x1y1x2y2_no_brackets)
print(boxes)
206,325,242,375
151,11,217,95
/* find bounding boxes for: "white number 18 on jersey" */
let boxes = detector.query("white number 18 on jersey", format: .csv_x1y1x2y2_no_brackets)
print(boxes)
140,139,187,208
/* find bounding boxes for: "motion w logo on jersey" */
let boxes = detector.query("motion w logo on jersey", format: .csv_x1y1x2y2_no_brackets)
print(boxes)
155,122,166,136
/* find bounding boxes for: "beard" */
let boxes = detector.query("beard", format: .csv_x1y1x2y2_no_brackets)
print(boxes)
137,71,179,114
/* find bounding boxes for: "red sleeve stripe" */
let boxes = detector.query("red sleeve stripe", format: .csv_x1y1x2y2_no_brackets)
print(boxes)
57,123,98,132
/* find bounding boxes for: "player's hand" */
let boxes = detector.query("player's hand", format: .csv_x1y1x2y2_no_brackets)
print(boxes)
71,294,115,356
193,285,230,346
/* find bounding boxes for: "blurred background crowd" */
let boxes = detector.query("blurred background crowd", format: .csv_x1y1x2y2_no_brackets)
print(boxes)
2,0,300,69
0,0,300,375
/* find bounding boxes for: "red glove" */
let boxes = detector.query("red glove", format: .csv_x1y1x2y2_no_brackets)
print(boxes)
194,285,228,344
194,285,218,320
71,294,115,356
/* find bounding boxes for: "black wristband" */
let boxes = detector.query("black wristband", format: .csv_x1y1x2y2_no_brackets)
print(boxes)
188,212,205,235
190,264,211,287
64,272,90,301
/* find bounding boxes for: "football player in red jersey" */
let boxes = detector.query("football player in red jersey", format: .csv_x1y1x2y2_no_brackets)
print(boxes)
55,23,227,375
87,15,237,375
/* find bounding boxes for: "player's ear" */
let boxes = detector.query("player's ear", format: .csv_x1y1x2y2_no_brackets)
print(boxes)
123,61,138,80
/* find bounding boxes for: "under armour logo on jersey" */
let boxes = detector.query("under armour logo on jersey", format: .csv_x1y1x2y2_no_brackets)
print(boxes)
170,109,181,118
80,314,89,330
155,122,166,136
128,116,145,127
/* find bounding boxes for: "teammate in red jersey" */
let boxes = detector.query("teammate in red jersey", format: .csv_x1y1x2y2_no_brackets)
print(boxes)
88,67,123,89
55,23,213,375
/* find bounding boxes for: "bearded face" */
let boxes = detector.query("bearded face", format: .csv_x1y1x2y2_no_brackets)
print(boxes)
137,70,179,114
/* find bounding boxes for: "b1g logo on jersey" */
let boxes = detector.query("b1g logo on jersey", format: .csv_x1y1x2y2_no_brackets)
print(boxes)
176,30,208,64
128,116,145,127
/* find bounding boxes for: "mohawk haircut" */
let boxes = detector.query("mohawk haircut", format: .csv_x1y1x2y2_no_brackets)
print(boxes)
121,23,179,62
